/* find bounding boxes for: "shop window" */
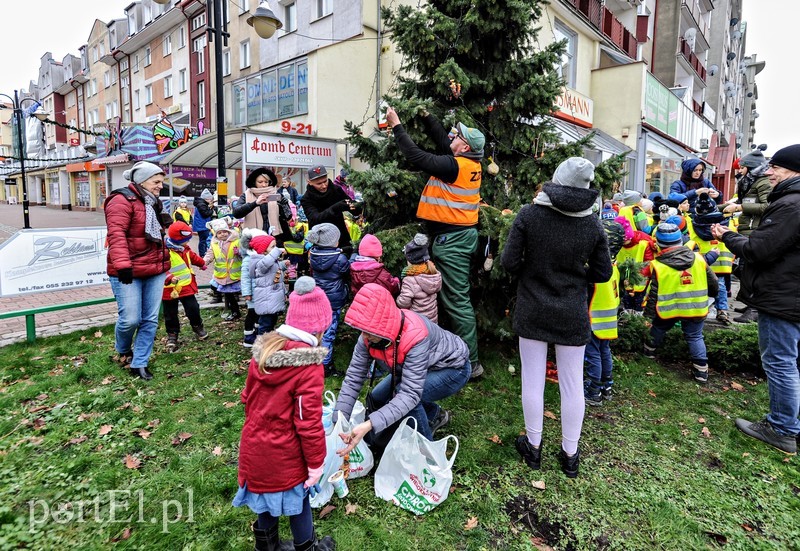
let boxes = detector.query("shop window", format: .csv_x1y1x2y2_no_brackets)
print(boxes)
554,19,577,89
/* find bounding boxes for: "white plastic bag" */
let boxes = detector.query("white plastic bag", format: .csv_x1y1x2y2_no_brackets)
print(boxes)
309,412,346,508
373,417,459,515
338,417,374,479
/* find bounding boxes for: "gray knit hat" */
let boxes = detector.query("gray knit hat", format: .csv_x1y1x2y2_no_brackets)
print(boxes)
123,161,164,185
404,233,430,264
553,157,595,189
306,223,340,248
739,145,767,169
621,189,643,206
200,188,213,200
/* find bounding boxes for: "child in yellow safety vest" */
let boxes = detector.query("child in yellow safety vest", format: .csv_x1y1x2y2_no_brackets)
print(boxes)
643,223,719,383
690,193,734,325
584,214,626,405
204,218,243,321
614,216,657,313
162,222,208,352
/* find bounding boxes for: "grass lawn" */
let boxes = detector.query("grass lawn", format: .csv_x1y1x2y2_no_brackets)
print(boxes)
0,310,798,550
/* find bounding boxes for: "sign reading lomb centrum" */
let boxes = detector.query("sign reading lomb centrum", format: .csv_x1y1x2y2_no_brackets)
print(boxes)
244,132,337,168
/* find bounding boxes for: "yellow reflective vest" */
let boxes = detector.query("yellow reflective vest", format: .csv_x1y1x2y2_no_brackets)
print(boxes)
173,207,192,224
617,205,639,230
212,239,242,282
166,250,194,293
651,253,709,319
284,222,308,256
689,229,734,275
589,264,621,339
616,240,650,292
416,156,481,226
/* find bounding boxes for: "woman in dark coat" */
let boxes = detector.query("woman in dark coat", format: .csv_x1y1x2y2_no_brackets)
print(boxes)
232,167,296,246
501,157,612,478
104,161,171,380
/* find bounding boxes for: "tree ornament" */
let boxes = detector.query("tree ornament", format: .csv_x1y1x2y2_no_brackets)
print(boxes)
448,79,462,100
487,157,500,176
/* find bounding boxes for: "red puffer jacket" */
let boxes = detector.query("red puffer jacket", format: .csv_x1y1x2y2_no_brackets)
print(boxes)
238,338,327,493
104,184,169,278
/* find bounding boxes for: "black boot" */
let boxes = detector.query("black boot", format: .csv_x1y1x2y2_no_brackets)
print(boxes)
166,333,179,353
128,367,153,381
559,447,580,478
515,435,541,470
294,534,336,551
252,521,290,551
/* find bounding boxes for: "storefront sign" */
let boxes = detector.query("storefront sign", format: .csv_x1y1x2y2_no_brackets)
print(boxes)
554,87,594,128
644,73,679,136
0,227,109,297
244,132,337,168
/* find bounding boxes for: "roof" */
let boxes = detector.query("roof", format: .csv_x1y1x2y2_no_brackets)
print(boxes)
159,129,244,169
550,117,635,159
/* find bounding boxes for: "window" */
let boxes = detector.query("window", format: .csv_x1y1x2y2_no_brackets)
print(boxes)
66,93,75,108
120,58,129,72
222,50,231,76
163,34,172,56
240,40,250,69
239,0,250,13
234,59,308,126
92,46,98,63
144,46,152,66
178,26,186,49
198,81,206,118
134,90,140,110
121,76,129,89
99,42,105,57
145,84,153,105
316,0,332,18
226,0,231,22
164,75,173,98
90,79,97,96
285,3,297,32
178,69,187,92
144,3,152,24
104,71,111,88
553,20,577,88
91,109,99,126
194,37,206,73
192,13,206,30
133,54,140,72
112,71,117,84
105,103,112,120
127,13,137,34
112,101,119,118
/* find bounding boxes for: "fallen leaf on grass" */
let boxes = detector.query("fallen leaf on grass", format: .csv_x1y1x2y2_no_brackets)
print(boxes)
530,536,555,551
77,412,101,422
212,446,223,456
741,523,754,532
170,397,185,405
116,402,131,411
28,437,44,446
698,417,706,424
80,336,87,342
66,435,88,446
344,503,358,515
132,406,142,413
171,432,193,446
647,390,657,398
705,532,728,545
132,429,151,440
700,427,712,438
111,527,132,542
28,405,52,413
98,425,113,436
94,330,103,338
681,429,690,436
783,457,791,463
223,402,238,408
35,393,48,401
487,434,502,445
181,372,196,378
742,452,750,457
543,411,558,421
147,419,161,429
532,480,546,491
646,372,654,376
730,382,745,391
33,418,46,430
101,376,116,385
464,516,479,530
123,455,141,469
30,356,44,361
318,504,336,519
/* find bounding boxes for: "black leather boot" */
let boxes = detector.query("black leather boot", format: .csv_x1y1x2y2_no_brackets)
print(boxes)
252,521,290,551
559,447,580,478
128,367,153,380
294,530,336,551
515,435,541,470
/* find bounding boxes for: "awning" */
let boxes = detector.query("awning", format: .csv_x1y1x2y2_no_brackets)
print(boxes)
92,153,129,166
550,117,635,158
159,129,243,169
67,161,104,173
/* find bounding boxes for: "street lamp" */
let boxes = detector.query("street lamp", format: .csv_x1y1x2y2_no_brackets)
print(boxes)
0,90,49,229
154,0,282,205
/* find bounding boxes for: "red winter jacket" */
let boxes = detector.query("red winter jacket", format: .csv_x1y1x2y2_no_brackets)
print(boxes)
350,259,400,297
104,184,169,278
238,338,327,493
161,246,205,301
623,231,657,263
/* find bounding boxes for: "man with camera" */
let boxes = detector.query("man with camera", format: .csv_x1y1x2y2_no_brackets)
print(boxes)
300,165,361,257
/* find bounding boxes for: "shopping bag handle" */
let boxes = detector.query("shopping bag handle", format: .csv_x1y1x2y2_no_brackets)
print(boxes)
443,435,460,469
324,390,337,408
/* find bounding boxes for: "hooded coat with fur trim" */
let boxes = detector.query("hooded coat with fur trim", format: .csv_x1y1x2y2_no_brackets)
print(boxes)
238,338,327,493
396,272,442,323
334,284,469,435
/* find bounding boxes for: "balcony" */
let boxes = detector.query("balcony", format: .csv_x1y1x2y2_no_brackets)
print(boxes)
692,99,703,117
679,37,707,82
681,1,710,49
563,0,639,59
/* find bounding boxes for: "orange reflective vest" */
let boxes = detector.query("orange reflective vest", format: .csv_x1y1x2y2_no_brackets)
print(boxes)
416,156,481,226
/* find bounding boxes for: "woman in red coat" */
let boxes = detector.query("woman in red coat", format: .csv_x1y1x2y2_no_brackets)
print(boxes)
233,277,335,551
104,161,170,380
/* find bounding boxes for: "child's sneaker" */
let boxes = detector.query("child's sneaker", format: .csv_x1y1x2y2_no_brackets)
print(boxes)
643,344,656,359
601,380,614,401
584,382,603,407
166,334,179,353
691,363,709,384
192,325,208,340
242,330,256,348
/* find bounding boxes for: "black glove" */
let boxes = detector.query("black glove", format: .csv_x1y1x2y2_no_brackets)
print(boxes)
334,200,350,212
117,268,134,284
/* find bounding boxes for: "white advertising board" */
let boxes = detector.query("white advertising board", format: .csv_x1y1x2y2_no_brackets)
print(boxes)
0,227,109,297
244,132,337,167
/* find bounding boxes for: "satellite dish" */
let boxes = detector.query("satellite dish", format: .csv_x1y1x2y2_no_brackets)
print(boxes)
727,52,737,61
753,112,760,118
735,108,740,114
708,64,719,76
747,92,754,97
733,30,742,40
730,17,739,26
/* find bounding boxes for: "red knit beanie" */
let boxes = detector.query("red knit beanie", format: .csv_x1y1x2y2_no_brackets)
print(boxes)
250,235,276,255
359,234,383,257
285,277,332,335
167,221,193,244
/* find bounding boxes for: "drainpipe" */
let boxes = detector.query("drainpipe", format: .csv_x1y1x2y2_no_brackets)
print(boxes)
375,0,381,123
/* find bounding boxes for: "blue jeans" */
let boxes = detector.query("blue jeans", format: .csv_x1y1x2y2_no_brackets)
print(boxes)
758,312,800,436
321,308,340,367
650,317,707,366
197,230,210,258
714,276,729,311
257,313,278,335
369,360,471,440
584,335,613,388
110,273,166,368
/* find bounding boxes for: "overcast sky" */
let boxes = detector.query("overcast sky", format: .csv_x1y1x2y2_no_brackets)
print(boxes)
0,1,795,152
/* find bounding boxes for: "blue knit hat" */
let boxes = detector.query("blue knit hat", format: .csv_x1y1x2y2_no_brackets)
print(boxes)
668,192,688,205
655,223,683,248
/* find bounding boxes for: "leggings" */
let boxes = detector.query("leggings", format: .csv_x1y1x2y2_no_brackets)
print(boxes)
519,337,586,455
223,292,240,314
257,495,313,543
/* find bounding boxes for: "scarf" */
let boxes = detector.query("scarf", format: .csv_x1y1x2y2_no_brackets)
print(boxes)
533,190,594,218
244,187,282,237
165,238,185,252
402,263,431,278
275,324,318,347
137,184,163,243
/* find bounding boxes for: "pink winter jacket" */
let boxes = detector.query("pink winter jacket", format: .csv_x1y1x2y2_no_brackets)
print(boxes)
396,273,442,324
350,259,400,297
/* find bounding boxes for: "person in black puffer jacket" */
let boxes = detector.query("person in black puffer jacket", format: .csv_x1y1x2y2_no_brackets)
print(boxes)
713,144,800,455
300,165,361,256
501,157,612,478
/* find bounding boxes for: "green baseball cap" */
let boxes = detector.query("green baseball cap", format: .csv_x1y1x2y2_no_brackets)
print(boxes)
457,122,485,152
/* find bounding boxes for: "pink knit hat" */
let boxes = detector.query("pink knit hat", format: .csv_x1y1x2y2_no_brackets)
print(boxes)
285,277,332,335
615,216,634,242
359,234,383,257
